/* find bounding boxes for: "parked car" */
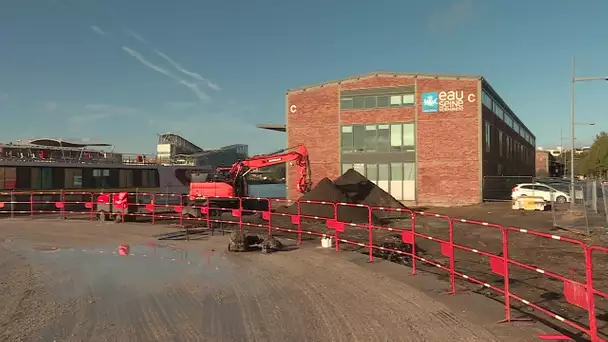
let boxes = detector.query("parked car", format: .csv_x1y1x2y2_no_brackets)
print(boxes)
511,183,571,204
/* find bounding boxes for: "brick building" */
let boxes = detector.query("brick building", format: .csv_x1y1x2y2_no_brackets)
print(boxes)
535,150,563,177
267,72,535,205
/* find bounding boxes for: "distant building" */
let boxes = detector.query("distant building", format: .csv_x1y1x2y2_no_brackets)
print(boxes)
535,150,563,177
156,133,248,169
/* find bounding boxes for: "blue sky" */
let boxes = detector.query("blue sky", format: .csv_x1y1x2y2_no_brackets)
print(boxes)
0,0,606,155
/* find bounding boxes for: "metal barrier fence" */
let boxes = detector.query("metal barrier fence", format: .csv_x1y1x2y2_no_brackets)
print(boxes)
2,191,608,341
551,182,607,236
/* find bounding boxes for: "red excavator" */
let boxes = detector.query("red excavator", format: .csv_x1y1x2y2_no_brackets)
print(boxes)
183,144,311,217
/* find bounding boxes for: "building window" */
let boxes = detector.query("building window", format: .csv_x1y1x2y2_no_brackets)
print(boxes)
482,91,493,109
342,123,415,153
390,124,402,152
495,105,504,121
403,123,415,147
504,113,514,129
341,126,354,152
341,93,415,111
353,125,364,152
484,121,491,152
498,130,504,157
364,125,377,152
342,163,353,174
65,168,83,189
377,124,390,152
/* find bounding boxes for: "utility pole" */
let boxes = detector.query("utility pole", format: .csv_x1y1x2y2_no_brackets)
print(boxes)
570,57,576,209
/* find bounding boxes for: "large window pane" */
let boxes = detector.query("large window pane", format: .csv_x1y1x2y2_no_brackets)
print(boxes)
364,96,377,109
366,164,378,182
364,125,377,152
403,123,415,147
377,124,390,152
378,164,389,181
353,163,365,176
389,95,402,107
342,164,353,174
340,97,353,110
402,94,415,105
353,125,364,152
403,163,416,181
377,96,389,108
391,163,403,180
390,124,402,151
341,126,353,152
353,97,365,109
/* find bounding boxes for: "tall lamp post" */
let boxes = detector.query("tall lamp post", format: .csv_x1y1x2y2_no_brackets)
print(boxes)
570,56,606,209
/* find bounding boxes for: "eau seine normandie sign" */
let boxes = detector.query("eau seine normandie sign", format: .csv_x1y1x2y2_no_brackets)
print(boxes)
422,91,476,113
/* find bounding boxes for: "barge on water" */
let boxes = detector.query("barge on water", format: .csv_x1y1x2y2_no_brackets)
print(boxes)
0,138,211,215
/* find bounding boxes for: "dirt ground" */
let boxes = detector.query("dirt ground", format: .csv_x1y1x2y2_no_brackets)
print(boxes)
0,218,552,342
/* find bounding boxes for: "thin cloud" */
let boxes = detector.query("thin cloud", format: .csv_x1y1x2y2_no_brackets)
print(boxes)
122,46,174,77
91,25,107,36
427,0,475,34
121,46,211,102
155,50,221,91
126,29,148,44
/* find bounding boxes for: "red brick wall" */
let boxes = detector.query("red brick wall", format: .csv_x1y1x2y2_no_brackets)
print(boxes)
416,79,481,205
535,151,549,176
286,85,340,200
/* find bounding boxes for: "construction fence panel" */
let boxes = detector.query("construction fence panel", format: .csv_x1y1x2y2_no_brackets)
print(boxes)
551,183,590,235
504,226,598,341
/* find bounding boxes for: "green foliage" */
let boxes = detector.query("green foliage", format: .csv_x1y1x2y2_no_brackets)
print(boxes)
579,131,608,178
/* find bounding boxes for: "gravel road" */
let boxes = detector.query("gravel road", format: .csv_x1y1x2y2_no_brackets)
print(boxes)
0,219,503,341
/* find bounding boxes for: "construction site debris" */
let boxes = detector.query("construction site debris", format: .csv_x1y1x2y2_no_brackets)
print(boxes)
333,169,409,221
228,231,263,252
261,235,283,254
275,178,374,223
367,235,424,265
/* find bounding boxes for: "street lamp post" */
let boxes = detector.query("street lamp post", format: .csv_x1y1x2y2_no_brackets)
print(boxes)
569,56,607,209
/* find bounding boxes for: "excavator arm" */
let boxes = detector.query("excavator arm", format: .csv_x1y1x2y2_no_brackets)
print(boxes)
228,144,311,193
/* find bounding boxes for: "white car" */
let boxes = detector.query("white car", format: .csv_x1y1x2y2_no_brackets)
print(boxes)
511,183,571,204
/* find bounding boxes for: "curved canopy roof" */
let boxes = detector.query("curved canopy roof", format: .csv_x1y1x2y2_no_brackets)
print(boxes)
28,138,112,148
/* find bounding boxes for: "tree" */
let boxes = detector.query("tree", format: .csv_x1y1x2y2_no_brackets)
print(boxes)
580,131,608,178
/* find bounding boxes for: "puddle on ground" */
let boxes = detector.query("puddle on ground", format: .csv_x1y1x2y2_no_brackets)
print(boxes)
5,241,238,299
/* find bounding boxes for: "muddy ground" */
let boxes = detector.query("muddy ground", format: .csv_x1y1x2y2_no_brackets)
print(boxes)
0,218,557,342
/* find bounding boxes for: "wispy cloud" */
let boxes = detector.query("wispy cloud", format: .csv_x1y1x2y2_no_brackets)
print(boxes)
69,104,139,124
121,45,211,102
91,25,107,36
165,101,196,110
126,29,148,44
155,50,221,91
427,0,476,34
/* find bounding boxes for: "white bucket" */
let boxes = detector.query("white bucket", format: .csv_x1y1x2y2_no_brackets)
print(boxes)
321,237,333,248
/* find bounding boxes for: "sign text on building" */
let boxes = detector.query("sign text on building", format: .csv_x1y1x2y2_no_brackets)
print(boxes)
422,91,476,113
